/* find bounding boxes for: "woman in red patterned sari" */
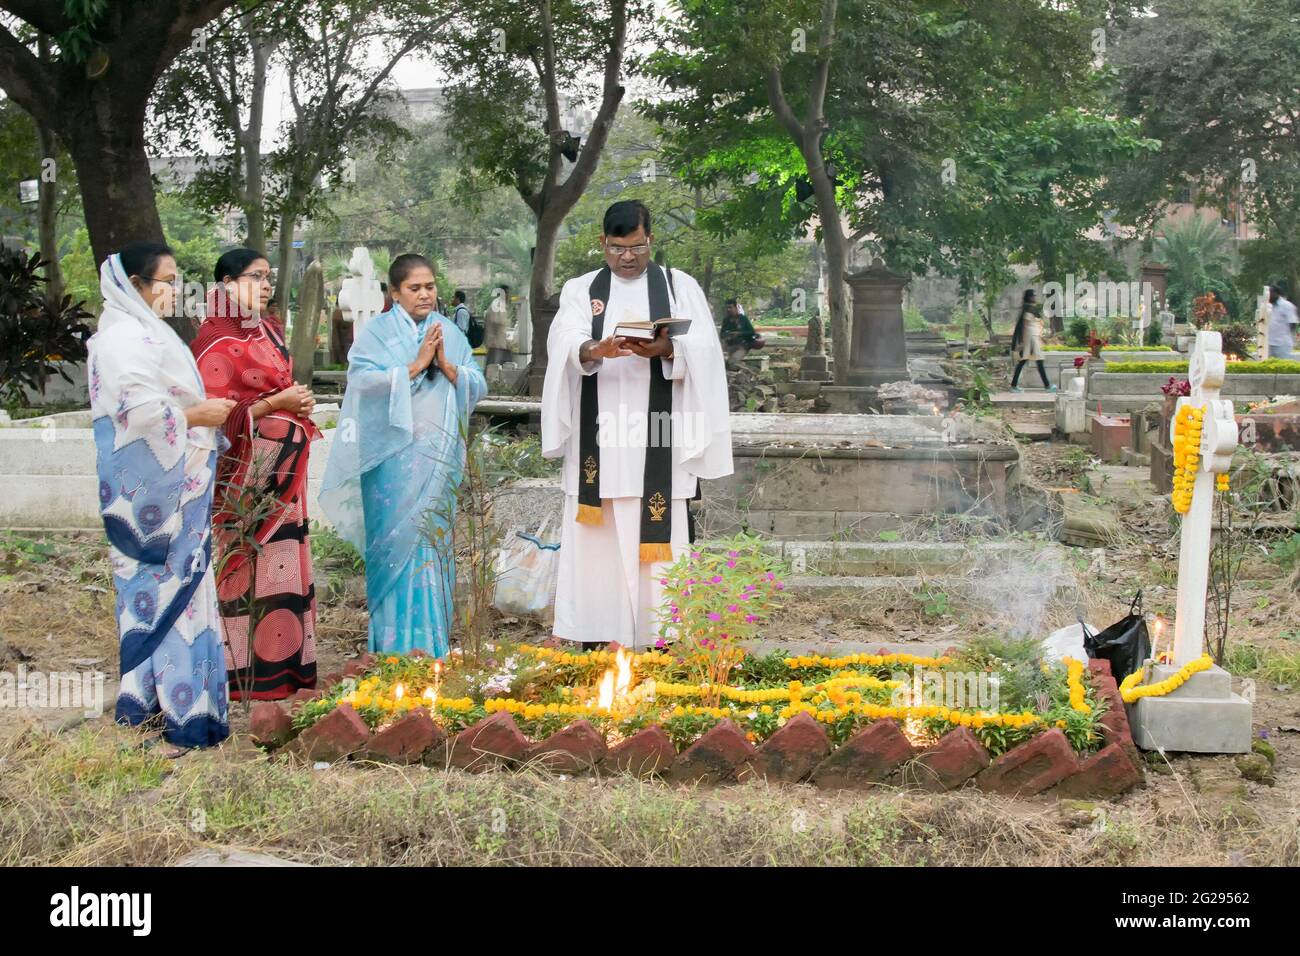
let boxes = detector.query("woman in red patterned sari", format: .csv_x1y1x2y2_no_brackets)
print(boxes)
191,248,322,700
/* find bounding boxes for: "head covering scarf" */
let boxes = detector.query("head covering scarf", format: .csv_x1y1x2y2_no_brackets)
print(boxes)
90,255,216,671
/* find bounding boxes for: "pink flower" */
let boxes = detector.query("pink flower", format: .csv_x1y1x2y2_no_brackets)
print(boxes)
691,551,701,560
728,604,739,613
726,560,737,569
708,612,722,622
745,615,757,623
766,572,775,581
655,639,667,649
728,551,738,558
660,578,668,585
775,582,785,591
711,575,723,584
740,593,750,600
687,578,696,585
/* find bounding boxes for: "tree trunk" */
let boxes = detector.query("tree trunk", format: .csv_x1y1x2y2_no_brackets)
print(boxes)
290,259,323,385
64,104,177,332
242,141,266,250
33,36,61,305
67,121,163,264
528,208,562,354
812,184,850,384
240,32,272,251
274,205,296,309
35,120,62,304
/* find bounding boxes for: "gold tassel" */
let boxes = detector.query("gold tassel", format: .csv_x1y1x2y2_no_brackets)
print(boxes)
640,542,674,563
575,503,604,526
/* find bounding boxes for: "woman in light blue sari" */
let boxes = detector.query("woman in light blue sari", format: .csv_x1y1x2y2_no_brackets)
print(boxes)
320,254,487,657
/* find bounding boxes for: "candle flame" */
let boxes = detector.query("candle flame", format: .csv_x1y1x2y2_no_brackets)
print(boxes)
614,647,633,696
596,669,615,711
423,687,437,708
394,682,404,701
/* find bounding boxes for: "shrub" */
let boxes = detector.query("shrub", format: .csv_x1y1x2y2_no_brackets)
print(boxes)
1065,317,1090,347
1217,323,1255,360
1103,359,1300,374
0,248,93,408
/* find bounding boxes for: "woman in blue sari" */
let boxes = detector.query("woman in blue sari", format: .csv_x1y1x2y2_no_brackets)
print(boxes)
87,242,235,753
321,254,487,656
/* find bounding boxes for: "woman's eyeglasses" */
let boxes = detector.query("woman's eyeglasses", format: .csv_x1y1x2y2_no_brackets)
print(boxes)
142,275,182,291
239,270,273,283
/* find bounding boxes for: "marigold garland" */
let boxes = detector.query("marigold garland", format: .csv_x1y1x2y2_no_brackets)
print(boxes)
783,652,952,670
1171,404,1204,514
667,700,1042,730
1119,654,1214,703
1062,657,1091,714
519,644,676,668
651,672,896,705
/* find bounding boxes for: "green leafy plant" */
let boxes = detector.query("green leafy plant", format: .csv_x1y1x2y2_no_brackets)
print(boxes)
1105,359,1300,374
0,248,93,408
657,534,788,704
920,587,952,618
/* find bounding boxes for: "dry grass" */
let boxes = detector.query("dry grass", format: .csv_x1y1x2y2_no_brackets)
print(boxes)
2,721,1295,867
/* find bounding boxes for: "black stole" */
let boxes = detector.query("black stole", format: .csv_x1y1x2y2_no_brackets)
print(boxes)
576,263,675,562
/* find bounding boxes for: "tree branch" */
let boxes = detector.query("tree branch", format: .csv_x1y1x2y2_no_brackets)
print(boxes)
552,0,628,212
0,23,57,129
0,1,72,37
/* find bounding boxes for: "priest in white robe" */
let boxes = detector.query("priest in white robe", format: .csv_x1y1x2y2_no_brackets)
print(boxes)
541,200,733,648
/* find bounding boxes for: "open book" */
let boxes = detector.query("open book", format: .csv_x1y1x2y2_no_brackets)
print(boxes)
612,318,692,340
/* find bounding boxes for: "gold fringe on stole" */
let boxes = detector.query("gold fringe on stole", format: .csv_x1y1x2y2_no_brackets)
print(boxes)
575,503,604,525
639,542,674,563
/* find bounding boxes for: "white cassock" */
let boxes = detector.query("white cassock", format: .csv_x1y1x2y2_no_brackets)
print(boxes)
541,266,733,647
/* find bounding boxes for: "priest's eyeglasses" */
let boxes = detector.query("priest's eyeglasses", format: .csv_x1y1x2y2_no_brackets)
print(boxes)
604,241,650,257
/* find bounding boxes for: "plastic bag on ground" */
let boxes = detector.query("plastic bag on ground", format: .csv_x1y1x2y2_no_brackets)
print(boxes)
1083,591,1151,682
492,519,560,622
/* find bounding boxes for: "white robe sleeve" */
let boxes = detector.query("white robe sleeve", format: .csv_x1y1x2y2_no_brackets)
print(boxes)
540,273,600,460
667,271,734,480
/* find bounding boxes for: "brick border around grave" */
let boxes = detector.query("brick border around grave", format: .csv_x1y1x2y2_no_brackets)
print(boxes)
251,655,1144,799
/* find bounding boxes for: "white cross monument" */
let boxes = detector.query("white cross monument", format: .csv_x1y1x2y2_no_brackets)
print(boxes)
1129,330,1253,753
337,246,386,336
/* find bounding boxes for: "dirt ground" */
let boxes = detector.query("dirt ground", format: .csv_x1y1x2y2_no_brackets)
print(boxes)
2,424,1298,866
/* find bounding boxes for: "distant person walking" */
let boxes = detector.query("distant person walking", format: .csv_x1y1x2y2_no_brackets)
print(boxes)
1268,285,1298,360
1010,289,1054,392
719,298,763,365
484,285,513,365
450,289,472,337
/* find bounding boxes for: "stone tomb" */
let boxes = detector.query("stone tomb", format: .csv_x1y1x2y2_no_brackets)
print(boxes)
706,412,1020,540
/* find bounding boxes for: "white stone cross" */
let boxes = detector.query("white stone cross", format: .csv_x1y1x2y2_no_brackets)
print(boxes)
337,246,386,335
1170,330,1238,665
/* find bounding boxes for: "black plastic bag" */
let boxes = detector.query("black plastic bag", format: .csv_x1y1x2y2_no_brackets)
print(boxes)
1082,591,1151,681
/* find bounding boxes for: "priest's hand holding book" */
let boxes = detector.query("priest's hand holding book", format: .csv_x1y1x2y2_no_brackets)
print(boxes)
580,334,634,363
623,323,675,360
